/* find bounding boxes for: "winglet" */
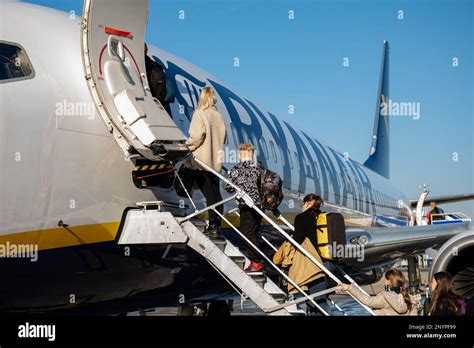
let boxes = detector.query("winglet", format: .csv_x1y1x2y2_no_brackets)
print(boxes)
364,41,390,179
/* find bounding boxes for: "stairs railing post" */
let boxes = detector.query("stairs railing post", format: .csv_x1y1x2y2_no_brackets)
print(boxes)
191,156,374,316
213,208,330,316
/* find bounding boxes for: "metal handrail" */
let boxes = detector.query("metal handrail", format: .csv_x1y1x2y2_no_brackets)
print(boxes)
181,194,238,222
235,210,348,315
271,207,375,314
213,208,329,315
334,267,376,315
175,179,329,314
174,168,198,211
267,286,339,312
430,212,471,223
188,156,374,315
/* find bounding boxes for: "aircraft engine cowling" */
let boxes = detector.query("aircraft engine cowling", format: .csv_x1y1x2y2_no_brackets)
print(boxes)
430,229,474,298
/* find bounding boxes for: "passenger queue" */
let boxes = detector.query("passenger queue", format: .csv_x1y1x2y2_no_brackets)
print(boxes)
172,86,471,317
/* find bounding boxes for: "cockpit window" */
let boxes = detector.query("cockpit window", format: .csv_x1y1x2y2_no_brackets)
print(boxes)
0,41,34,83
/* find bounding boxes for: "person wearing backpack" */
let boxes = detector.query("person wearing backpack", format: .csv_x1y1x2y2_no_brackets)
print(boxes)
144,43,172,117
289,193,335,315
225,143,266,273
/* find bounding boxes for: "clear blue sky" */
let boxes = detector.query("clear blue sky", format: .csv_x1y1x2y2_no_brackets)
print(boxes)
26,0,474,216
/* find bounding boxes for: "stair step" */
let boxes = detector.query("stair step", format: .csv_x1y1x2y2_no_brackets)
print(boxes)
189,218,207,232
229,255,246,269
248,273,267,287
182,220,296,315
270,292,287,304
119,194,364,316
211,238,227,252
286,304,306,316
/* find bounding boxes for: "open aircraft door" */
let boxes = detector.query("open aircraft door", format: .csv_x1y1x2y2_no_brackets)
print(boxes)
81,0,188,162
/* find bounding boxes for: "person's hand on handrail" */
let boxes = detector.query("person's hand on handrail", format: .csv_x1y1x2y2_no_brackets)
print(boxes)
339,284,350,292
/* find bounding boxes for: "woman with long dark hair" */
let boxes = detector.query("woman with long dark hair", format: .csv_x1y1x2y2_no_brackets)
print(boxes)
428,272,465,316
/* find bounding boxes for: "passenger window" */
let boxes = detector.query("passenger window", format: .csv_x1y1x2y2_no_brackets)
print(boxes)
269,140,277,163
0,42,34,83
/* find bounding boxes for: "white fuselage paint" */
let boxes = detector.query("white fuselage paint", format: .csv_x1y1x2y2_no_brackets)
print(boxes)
0,2,409,238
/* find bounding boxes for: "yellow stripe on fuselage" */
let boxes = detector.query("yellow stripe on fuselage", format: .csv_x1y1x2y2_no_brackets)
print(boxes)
0,212,304,253
0,222,121,252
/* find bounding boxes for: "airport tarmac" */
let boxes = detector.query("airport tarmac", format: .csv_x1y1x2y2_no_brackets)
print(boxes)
131,267,430,316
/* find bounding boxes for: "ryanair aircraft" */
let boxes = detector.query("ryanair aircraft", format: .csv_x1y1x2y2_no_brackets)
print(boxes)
0,0,472,314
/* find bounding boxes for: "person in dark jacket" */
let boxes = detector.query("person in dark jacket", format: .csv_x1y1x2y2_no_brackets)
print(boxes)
425,201,445,224
293,193,323,251
144,43,172,117
225,143,265,273
292,193,334,315
427,271,466,316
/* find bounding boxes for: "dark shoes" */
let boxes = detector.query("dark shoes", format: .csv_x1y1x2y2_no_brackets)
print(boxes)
204,226,222,239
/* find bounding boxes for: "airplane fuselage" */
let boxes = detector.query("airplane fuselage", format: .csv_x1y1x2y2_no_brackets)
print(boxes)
0,2,410,312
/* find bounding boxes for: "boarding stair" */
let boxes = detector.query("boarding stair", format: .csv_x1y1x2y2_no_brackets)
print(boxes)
116,156,375,316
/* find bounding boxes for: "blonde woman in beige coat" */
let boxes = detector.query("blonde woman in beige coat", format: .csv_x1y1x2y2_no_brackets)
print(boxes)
186,87,226,238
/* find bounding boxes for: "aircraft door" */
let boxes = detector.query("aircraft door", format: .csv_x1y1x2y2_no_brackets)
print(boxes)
81,0,188,162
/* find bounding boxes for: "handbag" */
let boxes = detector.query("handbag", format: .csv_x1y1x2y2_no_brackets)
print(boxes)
181,155,202,170
174,164,195,198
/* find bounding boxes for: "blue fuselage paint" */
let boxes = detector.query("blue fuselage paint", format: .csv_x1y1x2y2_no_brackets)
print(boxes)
153,52,409,224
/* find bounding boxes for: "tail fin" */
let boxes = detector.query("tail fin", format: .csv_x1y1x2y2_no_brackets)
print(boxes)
364,41,390,179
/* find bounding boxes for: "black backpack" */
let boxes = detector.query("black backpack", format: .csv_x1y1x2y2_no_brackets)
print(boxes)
259,169,283,210
145,55,167,102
